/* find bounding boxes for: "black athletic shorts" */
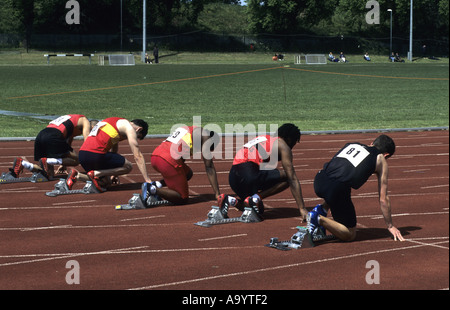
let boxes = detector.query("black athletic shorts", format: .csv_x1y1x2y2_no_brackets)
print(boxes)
229,162,281,200
313,169,357,228
34,128,73,161
78,150,126,172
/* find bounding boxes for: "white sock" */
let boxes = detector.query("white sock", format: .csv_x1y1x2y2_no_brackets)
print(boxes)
22,160,34,171
46,158,62,165
154,181,163,188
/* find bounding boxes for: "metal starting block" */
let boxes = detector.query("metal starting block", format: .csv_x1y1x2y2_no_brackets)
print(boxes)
45,179,100,197
115,193,170,210
195,206,262,228
265,226,336,251
0,171,49,184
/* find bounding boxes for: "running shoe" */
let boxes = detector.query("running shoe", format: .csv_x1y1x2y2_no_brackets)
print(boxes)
312,204,327,235
244,196,264,215
38,158,50,179
141,181,159,200
11,157,24,178
66,168,78,190
312,204,327,217
141,182,153,202
306,210,320,234
217,194,230,218
87,170,105,193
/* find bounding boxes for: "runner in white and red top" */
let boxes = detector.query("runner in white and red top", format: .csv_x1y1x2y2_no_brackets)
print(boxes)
142,125,221,205
66,117,151,192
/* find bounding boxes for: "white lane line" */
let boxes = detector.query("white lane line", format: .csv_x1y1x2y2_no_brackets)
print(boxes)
129,240,450,290
120,215,166,222
198,234,247,242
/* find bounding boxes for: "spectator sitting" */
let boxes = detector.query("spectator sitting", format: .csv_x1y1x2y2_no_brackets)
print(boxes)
394,53,405,63
364,52,371,61
339,52,347,63
328,52,339,62
389,52,395,62
272,54,278,61
277,53,284,61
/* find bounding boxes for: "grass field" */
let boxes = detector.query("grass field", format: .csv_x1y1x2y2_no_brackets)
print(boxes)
0,51,448,137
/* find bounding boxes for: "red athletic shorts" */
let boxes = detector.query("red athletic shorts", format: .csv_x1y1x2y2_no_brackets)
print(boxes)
151,155,191,199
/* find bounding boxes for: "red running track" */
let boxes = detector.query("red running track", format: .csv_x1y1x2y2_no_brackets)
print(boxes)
0,130,448,291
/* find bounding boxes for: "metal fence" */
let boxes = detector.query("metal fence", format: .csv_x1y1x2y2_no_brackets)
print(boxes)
1,32,448,57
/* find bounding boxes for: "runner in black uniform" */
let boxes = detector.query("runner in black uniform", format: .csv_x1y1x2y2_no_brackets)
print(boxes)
309,134,405,242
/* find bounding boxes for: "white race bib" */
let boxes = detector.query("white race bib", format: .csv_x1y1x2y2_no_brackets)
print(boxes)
88,121,107,137
336,144,370,167
166,127,189,144
243,136,268,148
49,115,71,126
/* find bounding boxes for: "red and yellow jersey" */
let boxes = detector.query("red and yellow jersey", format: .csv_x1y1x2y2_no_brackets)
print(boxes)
152,126,196,167
47,114,84,139
233,135,279,166
80,117,123,154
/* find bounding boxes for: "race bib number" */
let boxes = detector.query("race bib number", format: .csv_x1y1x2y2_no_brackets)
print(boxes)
243,136,267,148
49,115,71,126
336,144,370,167
166,127,193,149
88,121,107,137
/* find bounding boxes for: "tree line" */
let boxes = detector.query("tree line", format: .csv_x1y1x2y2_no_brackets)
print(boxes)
0,0,448,47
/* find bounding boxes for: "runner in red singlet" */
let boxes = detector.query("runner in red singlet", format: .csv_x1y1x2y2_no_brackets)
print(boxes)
65,117,151,192
141,125,221,205
224,123,308,221
11,114,95,179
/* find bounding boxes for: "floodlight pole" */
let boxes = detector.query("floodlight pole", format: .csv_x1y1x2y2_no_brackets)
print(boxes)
142,0,146,62
387,9,392,56
408,0,413,61
120,0,123,51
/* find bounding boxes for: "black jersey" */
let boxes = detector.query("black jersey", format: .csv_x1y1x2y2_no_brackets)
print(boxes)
322,142,380,189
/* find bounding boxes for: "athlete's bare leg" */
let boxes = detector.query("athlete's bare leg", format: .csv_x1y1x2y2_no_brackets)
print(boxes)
318,201,357,241
155,187,188,205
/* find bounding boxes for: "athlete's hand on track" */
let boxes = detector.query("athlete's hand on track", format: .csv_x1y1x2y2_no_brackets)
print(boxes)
299,208,308,223
388,226,405,241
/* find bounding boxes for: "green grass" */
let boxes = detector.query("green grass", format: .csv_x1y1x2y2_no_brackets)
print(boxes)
0,52,448,137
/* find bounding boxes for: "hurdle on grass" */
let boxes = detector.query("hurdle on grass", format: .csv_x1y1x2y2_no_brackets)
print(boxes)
44,53,94,65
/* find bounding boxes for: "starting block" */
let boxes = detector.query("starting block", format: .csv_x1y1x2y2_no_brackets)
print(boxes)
265,226,336,251
45,179,100,197
115,193,170,210
195,206,262,228
0,171,49,184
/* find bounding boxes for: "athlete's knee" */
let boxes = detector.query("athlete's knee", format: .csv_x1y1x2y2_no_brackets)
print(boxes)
341,227,357,242
123,160,133,172
186,167,193,181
